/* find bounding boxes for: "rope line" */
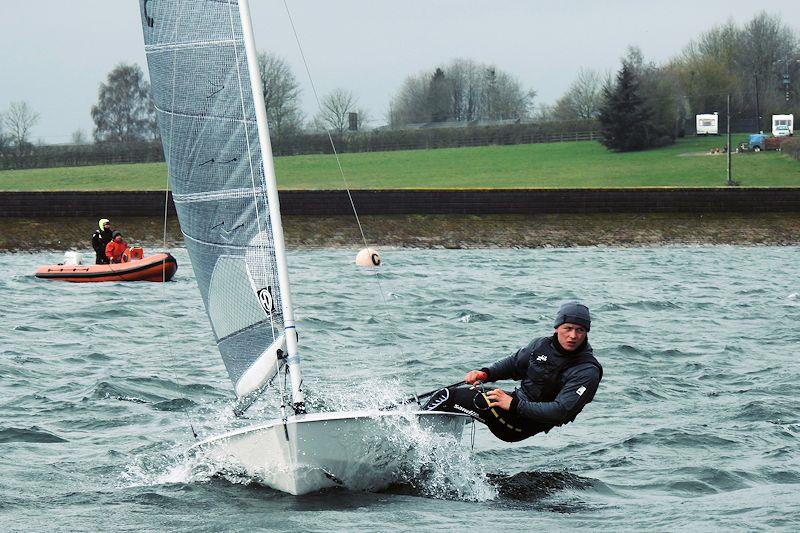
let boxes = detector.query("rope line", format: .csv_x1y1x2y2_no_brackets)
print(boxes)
280,1,413,390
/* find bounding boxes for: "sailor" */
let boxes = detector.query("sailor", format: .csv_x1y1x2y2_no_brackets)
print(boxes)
423,301,602,442
91,218,113,264
105,231,128,264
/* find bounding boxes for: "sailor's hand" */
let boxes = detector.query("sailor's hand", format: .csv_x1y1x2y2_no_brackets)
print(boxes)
465,370,488,385
485,388,512,411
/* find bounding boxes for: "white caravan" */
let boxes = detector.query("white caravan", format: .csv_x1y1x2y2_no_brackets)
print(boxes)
772,114,794,137
696,113,719,135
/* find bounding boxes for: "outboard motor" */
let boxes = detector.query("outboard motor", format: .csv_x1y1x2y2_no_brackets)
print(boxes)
63,251,83,265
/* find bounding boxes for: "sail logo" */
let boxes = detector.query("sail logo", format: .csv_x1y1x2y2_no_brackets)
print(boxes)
143,0,155,28
536,354,548,362
211,219,244,242
576,385,587,396
258,287,275,315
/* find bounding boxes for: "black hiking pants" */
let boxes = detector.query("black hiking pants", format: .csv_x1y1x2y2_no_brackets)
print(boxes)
423,384,546,442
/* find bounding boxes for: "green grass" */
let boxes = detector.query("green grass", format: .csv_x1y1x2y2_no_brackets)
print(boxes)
1,136,798,190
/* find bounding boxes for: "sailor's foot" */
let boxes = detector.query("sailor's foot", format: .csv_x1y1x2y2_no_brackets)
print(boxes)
422,387,450,411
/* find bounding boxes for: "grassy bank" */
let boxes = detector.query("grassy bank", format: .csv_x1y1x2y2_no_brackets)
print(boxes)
1,136,798,191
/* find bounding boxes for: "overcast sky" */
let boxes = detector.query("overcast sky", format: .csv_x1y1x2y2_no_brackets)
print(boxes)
1,0,798,143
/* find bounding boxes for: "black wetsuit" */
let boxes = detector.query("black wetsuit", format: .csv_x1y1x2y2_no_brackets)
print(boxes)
91,228,113,264
424,334,603,442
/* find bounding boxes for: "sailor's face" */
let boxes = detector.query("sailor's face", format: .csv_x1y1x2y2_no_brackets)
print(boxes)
555,323,587,352
103,222,110,229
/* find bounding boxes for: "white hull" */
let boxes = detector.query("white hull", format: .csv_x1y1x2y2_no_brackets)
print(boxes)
188,410,469,495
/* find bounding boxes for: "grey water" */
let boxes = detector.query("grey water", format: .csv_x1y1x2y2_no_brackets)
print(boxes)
1,246,798,531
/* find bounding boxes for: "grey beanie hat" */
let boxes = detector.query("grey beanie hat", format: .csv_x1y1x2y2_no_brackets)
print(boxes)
553,301,591,331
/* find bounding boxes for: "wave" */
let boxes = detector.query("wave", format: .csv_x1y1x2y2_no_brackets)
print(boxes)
89,381,196,411
596,300,680,312
456,311,495,323
152,398,197,412
487,470,599,502
12,325,48,332
735,401,796,423
615,427,738,450
0,426,67,443
664,466,753,495
90,382,151,404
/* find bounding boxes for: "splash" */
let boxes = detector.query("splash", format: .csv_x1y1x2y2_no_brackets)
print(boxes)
119,436,255,489
378,411,497,501
305,380,496,500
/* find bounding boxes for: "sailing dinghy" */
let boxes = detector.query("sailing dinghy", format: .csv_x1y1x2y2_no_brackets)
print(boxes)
139,0,468,495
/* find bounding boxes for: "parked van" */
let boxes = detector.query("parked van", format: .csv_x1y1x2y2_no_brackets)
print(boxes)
696,113,719,135
772,114,794,137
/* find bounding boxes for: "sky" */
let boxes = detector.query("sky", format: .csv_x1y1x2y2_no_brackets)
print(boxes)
1,0,799,144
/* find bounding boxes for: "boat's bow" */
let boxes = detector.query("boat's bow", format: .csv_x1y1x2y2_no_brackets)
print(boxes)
188,409,470,495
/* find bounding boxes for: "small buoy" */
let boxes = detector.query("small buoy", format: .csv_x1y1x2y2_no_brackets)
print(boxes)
355,248,381,267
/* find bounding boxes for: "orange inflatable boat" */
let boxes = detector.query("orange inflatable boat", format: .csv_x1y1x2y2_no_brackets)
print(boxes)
35,247,178,282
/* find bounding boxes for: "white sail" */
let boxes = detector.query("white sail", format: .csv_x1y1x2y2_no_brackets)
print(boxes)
140,0,302,408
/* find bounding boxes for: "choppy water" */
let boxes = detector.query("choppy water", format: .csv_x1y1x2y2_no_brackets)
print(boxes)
1,246,798,531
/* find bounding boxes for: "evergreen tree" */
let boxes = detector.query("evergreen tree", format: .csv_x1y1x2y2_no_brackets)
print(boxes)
598,62,655,151
428,68,449,122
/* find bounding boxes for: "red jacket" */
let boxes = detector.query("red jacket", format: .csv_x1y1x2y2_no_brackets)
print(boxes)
105,240,128,263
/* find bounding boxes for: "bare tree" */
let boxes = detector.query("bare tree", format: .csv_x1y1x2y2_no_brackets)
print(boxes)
0,112,7,154
70,129,89,145
532,103,555,122
484,67,534,120
257,51,304,139
388,73,430,126
446,59,482,121
91,63,156,143
3,101,40,150
672,13,800,128
388,58,533,127
312,89,366,133
554,68,604,120
737,12,798,127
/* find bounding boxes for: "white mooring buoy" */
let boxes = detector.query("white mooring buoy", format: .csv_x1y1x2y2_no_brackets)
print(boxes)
355,247,381,267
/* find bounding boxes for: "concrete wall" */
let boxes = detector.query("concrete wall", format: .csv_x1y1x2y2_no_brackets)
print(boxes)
2,188,800,217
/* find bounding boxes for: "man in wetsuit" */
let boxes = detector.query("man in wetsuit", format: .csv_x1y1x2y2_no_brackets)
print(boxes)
91,218,113,264
424,301,602,442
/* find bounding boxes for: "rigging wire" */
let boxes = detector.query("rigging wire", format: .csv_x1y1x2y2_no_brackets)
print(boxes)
280,0,416,396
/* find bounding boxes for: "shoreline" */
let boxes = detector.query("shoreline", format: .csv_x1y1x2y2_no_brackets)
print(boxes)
2,213,799,251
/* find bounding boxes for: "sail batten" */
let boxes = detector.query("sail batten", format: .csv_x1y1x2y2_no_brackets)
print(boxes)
145,38,240,52
172,187,268,204
140,0,292,402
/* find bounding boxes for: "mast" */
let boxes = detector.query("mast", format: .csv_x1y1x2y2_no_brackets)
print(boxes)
238,0,305,414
